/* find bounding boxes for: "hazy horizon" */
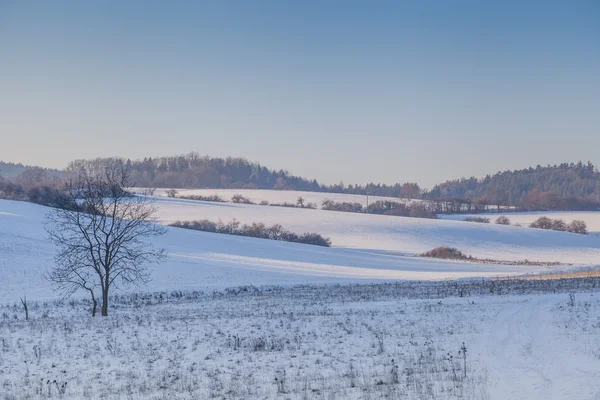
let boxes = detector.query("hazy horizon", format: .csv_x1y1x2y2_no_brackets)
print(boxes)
2,1,598,187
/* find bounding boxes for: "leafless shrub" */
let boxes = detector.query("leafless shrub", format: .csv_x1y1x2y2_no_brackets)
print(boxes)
179,194,225,203
495,216,510,225
231,194,254,204
569,293,576,307
463,216,490,223
170,219,332,247
275,369,287,393
530,217,588,234
567,220,588,234
421,246,472,260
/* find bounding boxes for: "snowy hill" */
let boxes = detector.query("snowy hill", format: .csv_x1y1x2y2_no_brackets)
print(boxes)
441,210,600,234
150,193,600,264
2,193,600,302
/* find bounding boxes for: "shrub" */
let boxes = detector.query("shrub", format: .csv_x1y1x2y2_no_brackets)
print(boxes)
529,216,587,234
463,216,490,223
529,216,554,230
567,220,588,234
180,194,226,203
170,219,331,247
298,232,332,247
407,202,438,219
495,216,510,225
270,201,317,209
551,219,567,232
421,246,472,260
166,189,178,198
322,200,364,213
231,194,254,204
367,200,407,215
27,186,74,208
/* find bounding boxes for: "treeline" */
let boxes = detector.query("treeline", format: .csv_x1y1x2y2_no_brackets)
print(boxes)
89,153,422,198
0,167,69,208
425,162,600,212
3,156,600,213
322,200,438,219
99,155,600,211
170,219,332,247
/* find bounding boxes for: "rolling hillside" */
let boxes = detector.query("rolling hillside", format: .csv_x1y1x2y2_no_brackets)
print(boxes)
3,190,600,302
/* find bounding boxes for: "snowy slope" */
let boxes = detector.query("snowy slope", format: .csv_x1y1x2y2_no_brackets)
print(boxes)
3,198,596,302
151,195,600,264
147,188,410,207
441,210,600,234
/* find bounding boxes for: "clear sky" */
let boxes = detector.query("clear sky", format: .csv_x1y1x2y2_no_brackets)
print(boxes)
1,1,598,188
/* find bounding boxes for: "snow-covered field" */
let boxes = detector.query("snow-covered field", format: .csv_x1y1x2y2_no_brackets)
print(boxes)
2,281,600,400
148,188,408,208
3,197,600,304
3,194,600,303
149,195,600,265
3,192,600,399
441,211,600,234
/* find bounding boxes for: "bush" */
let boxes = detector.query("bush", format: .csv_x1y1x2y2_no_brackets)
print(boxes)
170,219,331,247
27,186,75,208
421,246,472,260
166,189,178,198
269,201,317,209
231,194,254,204
529,216,587,234
367,200,407,215
407,202,438,219
495,216,510,225
567,220,588,234
463,216,490,223
180,194,226,203
322,200,364,213
530,216,553,230
551,219,567,232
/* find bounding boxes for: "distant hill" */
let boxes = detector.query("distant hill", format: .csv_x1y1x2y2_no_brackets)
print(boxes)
424,162,600,211
0,161,62,179
3,155,600,211
86,153,422,198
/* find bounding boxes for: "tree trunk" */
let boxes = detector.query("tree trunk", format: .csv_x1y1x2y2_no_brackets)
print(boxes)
89,290,97,317
101,288,109,316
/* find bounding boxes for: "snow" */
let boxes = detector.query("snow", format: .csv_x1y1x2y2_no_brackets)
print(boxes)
0,199,558,304
3,194,600,399
441,210,600,234
147,187,410,207
150,195,600,264
2,282,600,399
2,196,600,303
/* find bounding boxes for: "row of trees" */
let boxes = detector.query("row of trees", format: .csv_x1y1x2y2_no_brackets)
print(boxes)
529,217,588,234
170,219,331,247
4,157,600,211
84,154,423,198
426,162,600,212
321,199,438,219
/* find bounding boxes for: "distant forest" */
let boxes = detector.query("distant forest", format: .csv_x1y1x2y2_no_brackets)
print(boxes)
1,156,600,212
425,162,600,211
118,153,423,198
0,161,61,179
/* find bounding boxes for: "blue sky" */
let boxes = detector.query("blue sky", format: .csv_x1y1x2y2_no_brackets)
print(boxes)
1,1,598,187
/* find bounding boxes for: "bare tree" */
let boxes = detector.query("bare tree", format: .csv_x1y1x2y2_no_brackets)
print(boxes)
45,159,166,316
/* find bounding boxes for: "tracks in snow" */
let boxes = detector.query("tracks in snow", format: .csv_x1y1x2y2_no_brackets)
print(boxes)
486,294,600,400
